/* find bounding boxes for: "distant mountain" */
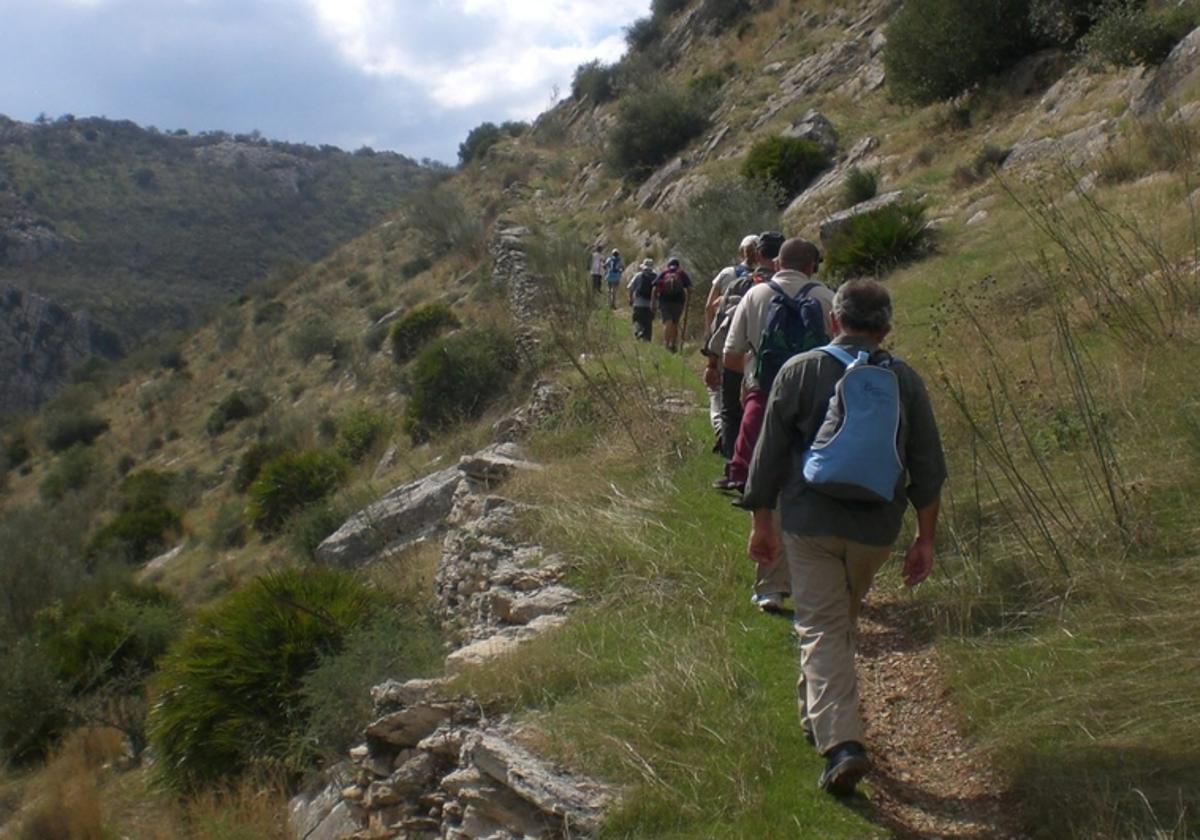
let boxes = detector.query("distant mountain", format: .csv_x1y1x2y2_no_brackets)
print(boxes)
0,114,437,407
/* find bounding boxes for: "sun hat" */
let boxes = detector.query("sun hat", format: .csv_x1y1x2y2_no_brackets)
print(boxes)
640,257,655,269
740,234,760,250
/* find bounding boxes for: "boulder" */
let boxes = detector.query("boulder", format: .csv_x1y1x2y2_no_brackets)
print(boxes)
1002,119,1115,172
489,585,580,625
365,703,457,747
818,190,915,247
315,466,462,567
371,677,448,712
635,156,687,209
781,109,838,156
444,615,568,672
1132,26,1200,115
458,442,541,486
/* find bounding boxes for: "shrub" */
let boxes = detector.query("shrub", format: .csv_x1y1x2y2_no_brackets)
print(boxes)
740,136,831,204
205,388,268,436
688,64,736,102
697,0,752,30
147,567,382,789
285,498,350,561
572,60,617,104
363,323,388,353
1077,0,1198,68
234,441,290,493
5,433,31,469
458,121,503,165
666,177,781,294
608,86,709,178
0,639,67,763
403,186,485,257
300,609,441,762
42,407,108,452
625,16,663,51
0,501,91,635
399,255,432,279
252,300,286,326
85,470,183,566
336,407,392,463
842,167,879,207
404,326,518,442
885,0,1033,105
207,501,247,550
288,317,342,363
952,144,1011,189
390,303,460,364
39,444,101,502
1029,0,1108,44
246,449,349,535
824,201,929,278
652,0,690,15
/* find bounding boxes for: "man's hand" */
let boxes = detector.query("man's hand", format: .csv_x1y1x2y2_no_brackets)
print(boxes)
902,536,934,587
703,364,720,389
748,510,779,565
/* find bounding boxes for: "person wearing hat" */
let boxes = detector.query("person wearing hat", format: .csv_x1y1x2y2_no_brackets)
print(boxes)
603,248,624,309
589,244,605,295
652,257,692,352
627,257,658,341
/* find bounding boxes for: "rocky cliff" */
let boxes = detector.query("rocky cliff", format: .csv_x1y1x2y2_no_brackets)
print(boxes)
0,285,121,412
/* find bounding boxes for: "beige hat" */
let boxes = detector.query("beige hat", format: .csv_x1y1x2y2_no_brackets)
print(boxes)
640,258,655,270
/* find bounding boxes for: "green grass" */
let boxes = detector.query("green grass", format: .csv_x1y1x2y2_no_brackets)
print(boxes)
455,336,884,837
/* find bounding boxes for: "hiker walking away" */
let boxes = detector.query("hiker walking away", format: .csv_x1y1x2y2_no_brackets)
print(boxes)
628,258,658,342
589,245,604,295
703,234,763,484
652,257,691,352
604,249,624,310
743,279,946,797
724,238,834,613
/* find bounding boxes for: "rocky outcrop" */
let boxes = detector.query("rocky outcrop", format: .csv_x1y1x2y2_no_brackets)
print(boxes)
1132,26,1200,115
1002,119,1115,173
818,189,916,247
0,285,122,413
0,218,65,265
781,109,839,156
784,135,882,220
194,140,315,194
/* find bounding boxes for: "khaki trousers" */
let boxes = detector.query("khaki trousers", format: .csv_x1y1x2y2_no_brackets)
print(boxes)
781,533,892,754
754,510,791,598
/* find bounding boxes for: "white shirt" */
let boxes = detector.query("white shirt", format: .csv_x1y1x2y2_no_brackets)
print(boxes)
723,269,835,391
590,252,604,274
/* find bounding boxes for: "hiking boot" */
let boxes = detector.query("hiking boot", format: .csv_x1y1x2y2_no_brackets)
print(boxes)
818,741,870,797
801,720,816,747
711,475,740,491
750,592,786,614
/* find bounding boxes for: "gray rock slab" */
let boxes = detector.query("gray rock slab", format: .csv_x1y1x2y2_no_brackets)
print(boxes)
365,703,456,747
315,465,462,567
818,190,915,247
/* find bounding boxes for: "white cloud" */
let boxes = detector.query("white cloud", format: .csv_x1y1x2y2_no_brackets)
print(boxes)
305,0,647,111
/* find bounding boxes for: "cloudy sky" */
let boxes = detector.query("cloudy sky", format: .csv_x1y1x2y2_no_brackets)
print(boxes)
0,0,650,162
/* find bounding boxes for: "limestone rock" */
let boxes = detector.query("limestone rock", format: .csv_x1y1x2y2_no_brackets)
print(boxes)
1002,119,1115,172
315,466,462,567
489,585,580,625
754,40,870,129
445,615,568,672
1132,26,1200,115
819,190,917,247
458,442,542,486
492,380,564,442
365,703,456,747
781,109,838,155
371,678,448,712
635,156,687,210
305,802,359,840
784,136,881,219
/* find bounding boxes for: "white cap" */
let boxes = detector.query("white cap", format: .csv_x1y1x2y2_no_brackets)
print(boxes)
740,234,760,250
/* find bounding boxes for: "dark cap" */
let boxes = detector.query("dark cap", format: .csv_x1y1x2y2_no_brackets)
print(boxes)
757,231,786,260
667,257,680,268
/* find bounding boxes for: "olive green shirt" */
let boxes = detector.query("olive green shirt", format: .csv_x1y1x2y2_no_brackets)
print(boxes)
742,335,947,547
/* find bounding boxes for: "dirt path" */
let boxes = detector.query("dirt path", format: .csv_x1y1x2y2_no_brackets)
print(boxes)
852,595,1026,840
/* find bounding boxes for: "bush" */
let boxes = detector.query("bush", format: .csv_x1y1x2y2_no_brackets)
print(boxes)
288,317,342,363
399,255,432,279
363,323,388,353
608,86,709,178
403,186,485,257
1077,1,1198,67
652,0,690,15
42,407,108,452
207,501,247,550
697,0,752,30
666,178,780,295
404,326,518,442
572,60,617,104
252,300,286,326
824,201,929,278
458,121,504,165
233,441,289,492
390,303,460,364
147,567,382,789
0,639,67,763
0,501,91,636
842,167,879,207
39,444,100,502
625,16,663,51
246,449,349,535
285,498,350,561
335,407,392,463
952,144,1011,189
1029,0,1108,44
885,0,1033,104
300,609,441,762
85,470,183,566
205,388,268,436
4,433,31,469
740,136,831,204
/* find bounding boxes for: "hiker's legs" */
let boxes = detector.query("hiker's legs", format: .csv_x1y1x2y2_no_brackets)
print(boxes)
632,308,653,341
719,368,743,463
728,387,766,486
753,509,789,599
783,533,891,753
662,319,678,351
707,384,723,440
591,274,602,294
607,284,617,309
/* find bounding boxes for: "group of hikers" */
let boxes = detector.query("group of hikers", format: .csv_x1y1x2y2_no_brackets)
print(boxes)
589,245,692,352
589,233,947,799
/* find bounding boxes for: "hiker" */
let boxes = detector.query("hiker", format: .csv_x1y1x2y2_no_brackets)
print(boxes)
745,279,945,797
723,238,834,612
589,245,604,294
628,258,658,342
703,234,764,482
604,249,624,310
652,257,691,352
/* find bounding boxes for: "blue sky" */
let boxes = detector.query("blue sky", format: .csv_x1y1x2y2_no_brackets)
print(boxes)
0,0,650,162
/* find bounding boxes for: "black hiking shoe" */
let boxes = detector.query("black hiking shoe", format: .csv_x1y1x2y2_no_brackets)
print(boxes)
711,476,741,492
818,741,869,797
802,721,816,747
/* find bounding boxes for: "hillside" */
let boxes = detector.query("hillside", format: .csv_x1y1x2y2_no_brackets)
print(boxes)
3,0,1200,838
0,114,437,410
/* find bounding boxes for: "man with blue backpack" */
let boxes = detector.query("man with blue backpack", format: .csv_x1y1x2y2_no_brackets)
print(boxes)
742,278,946,798
722,238,834,612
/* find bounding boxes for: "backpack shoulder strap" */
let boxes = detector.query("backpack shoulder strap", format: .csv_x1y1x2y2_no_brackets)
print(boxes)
765,279,784,296
799,281,820,298
817,345,857,367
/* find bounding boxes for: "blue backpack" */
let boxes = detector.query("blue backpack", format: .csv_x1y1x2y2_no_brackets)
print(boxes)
754,281,828,394
801,345,903,503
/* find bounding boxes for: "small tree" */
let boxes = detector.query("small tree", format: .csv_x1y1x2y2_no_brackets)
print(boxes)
608,86,709,178
458,121,503,165
740,136,831,204
572,60,617,104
